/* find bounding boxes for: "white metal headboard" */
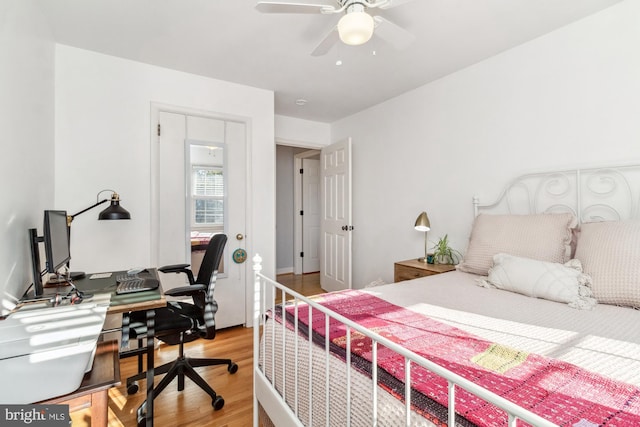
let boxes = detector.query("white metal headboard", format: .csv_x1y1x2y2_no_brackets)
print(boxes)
473,164,640,224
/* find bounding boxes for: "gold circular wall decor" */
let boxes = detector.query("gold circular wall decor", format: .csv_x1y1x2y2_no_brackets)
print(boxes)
232,248,247,264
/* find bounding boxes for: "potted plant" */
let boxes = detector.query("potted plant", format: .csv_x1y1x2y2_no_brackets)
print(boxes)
431,234,462,265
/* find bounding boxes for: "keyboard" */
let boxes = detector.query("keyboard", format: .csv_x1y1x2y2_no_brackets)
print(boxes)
116,277,160,295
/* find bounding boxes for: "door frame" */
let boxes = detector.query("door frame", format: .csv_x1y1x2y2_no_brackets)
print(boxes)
275,139,325,276
294,149,321,275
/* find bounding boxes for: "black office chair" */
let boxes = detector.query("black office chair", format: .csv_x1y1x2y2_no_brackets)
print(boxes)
125,233,237,419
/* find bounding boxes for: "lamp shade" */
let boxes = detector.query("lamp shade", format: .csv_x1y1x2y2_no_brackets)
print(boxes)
98,193,131,220
414,211,431,232
338,11,374,46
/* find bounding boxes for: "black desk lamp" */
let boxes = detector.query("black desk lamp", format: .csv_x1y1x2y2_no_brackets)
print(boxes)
65,190,131,279
68,190,131,225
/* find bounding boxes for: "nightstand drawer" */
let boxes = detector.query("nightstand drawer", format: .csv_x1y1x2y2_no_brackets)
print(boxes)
394,264,437,282
394,259,456,283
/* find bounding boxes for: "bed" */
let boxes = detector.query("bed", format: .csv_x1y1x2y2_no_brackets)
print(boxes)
252,164,640,427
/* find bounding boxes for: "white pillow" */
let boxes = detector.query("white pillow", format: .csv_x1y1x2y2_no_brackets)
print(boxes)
457,213,577,276
478,253,596,310
574,220,640,308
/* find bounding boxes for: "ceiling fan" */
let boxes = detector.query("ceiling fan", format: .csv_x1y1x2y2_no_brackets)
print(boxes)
255,0,416,56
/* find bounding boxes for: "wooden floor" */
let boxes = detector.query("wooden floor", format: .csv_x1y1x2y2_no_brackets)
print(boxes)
71,272,321,427
274,271,323,303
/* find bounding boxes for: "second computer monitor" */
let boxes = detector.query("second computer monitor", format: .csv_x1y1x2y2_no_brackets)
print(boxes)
43,210,71,274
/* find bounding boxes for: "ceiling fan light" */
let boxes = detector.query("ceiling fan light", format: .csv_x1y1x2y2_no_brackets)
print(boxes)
338,11,374,46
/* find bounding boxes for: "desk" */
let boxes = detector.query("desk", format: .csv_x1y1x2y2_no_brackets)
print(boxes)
73,269,166,427
40,340,120,427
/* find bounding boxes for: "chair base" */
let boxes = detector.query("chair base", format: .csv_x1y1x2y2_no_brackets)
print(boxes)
127,356,238,397
127,344,238,426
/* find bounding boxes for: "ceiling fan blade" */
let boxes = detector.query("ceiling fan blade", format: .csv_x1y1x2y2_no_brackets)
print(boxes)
255,1,336,14
311,25,340,56
378,0,416,10
373,15,415,50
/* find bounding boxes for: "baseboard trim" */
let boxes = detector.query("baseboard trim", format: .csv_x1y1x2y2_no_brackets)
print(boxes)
276,267,294,275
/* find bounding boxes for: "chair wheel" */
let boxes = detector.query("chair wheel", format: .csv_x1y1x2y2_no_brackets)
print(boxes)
228,362,238,374
213,395,225,410
127,381,139,395
136,404,146,427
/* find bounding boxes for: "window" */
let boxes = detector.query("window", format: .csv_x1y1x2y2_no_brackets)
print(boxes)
192,166,224,227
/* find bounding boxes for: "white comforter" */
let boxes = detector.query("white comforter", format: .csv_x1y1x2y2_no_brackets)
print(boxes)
260,271,640,426
370,271,640,386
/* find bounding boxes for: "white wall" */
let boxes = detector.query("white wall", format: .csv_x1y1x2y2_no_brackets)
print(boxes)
54,46,275,286
332,0,640,288
0,0,55,312
275,115,331,147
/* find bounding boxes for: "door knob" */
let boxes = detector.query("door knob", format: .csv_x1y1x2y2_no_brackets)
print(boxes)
236,233,244,241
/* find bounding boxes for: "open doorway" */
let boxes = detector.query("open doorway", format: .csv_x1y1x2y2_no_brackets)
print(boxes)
276,145,321,276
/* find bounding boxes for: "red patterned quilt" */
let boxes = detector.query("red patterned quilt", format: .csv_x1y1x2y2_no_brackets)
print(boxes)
274,290,640,427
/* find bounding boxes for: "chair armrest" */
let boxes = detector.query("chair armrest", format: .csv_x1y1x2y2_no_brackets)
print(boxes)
159,263,195,285
164,284,206,297
159,263,191,274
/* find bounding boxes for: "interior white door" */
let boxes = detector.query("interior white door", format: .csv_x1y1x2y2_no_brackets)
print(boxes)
320,138,352,291
156,111,247,329
302,158,320,273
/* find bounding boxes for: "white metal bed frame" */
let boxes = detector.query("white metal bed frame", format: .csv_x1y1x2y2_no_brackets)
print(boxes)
473,164,640,221
253,258,559,427
252,163,640,427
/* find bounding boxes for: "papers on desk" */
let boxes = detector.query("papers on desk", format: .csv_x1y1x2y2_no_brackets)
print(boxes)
13,292,112,313
0,295,110,403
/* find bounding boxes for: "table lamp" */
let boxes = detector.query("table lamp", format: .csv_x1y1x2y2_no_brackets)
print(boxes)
64,190,131,279
68,190,131,225
414,211,431,263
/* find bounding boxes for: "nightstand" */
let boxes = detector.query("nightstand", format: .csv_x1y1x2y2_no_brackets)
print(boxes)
394,259,456,282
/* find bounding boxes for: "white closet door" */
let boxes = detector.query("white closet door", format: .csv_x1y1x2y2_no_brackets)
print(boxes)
157,112,247,328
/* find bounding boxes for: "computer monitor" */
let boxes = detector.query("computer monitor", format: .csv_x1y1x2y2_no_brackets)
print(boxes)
43,210,71,274
26,210,72,299
28,228,45,298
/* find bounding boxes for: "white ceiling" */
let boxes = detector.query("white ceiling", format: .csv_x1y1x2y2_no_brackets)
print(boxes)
36,0,621,123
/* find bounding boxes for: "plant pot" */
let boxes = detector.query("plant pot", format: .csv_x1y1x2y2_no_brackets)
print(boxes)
435,255,451,264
